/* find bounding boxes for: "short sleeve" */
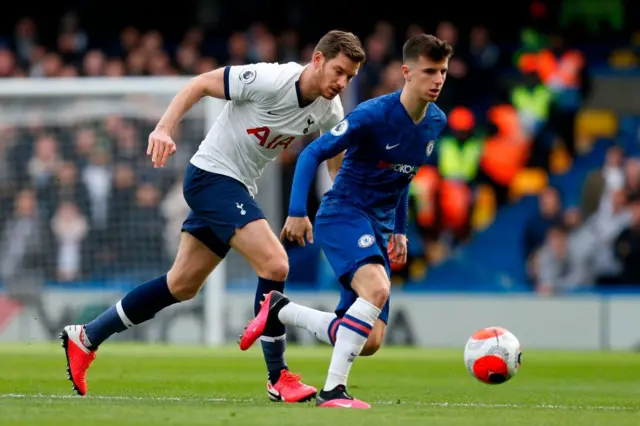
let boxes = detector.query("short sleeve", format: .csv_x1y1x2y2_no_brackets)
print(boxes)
223,63,282,102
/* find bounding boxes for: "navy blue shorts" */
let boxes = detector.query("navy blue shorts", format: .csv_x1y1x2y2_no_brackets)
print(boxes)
315,204,391,324
181,163,265,258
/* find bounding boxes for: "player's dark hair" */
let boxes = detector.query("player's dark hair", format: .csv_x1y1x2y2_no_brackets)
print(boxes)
402,34,453,63
314,30,366,64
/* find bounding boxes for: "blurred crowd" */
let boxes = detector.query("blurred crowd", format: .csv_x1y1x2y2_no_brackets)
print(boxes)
0,114,185,287
0,13,513,287
527,147,640,294
0,3,635,290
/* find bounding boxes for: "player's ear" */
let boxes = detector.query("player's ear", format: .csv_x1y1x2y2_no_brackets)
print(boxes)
312,51,324,69
401,64,411,81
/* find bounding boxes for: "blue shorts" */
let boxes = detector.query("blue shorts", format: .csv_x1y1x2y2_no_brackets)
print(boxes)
181,163,265,258
315,205,391,324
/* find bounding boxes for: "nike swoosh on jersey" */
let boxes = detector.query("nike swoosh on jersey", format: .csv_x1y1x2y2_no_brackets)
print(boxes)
385,143,400,150
267,111,279,115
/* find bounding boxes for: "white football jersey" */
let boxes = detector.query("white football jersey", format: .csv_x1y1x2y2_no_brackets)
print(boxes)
190,62,344,197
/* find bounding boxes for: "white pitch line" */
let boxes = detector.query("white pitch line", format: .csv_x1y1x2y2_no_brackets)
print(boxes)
0,393,251,403
0,393,637,411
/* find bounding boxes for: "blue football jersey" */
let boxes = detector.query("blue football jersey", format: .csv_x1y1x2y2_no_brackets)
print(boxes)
289,91,447,234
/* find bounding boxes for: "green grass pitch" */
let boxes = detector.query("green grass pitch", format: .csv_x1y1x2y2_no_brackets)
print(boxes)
1,343,639,425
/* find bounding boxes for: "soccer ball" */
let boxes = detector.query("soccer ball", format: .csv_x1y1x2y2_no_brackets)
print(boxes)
463,326,522,384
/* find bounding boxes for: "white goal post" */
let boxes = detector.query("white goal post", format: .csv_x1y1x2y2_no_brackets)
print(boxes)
0,77,226,346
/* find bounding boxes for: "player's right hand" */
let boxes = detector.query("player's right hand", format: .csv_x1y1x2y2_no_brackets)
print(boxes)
280,216,314,247
147,127,177,168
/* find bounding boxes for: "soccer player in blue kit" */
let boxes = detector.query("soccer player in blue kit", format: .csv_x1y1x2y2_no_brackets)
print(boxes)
240,34,453,408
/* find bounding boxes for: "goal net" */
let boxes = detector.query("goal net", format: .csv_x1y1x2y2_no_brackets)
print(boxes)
0,77,282,346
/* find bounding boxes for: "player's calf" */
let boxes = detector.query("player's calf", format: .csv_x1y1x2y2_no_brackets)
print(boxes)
360,320,386,356
360,338,382,356
330,318,385,356
82,234,217,350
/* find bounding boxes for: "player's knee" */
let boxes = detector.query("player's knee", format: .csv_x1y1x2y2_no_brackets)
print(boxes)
352,263,390,309
368,282,390,309
263,259,289,282
256,252,289,281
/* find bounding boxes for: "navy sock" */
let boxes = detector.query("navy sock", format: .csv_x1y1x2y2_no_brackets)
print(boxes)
255,277,287,384
84,275,179,348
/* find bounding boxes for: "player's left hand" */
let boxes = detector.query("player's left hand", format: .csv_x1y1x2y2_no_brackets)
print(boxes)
280,216,314,247
388,234,408,265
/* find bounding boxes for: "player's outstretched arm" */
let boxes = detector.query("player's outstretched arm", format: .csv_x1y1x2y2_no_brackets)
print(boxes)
147,68,227,168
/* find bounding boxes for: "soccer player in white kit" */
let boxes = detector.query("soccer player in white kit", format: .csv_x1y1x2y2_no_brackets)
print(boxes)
60,30,366,402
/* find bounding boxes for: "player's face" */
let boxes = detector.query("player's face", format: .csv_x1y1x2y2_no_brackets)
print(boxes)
316,52,360,99
403,55,448,102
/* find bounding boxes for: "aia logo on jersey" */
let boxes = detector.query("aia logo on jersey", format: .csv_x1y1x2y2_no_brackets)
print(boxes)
247,127,295,150
239,67,257,84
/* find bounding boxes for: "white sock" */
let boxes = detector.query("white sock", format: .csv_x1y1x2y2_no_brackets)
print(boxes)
278,302,337,345
323,298,381,391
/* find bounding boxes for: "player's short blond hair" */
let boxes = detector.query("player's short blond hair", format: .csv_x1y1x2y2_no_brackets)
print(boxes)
314,30,366,64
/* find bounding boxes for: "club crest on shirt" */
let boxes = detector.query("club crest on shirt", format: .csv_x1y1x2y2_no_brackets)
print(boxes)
330,119,349,136
358,234,374,248
239,67,257,84
426,140,435,156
